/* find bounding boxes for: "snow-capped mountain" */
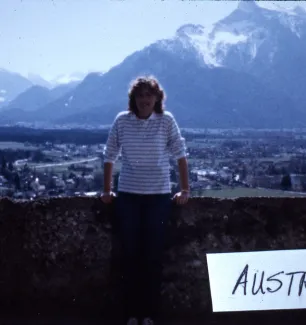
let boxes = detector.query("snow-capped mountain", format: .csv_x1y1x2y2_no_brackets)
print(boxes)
162,0,306,107
168,1,306,69
1,1,306,128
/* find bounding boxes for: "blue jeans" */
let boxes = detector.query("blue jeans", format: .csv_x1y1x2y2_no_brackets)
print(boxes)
115,191,172,320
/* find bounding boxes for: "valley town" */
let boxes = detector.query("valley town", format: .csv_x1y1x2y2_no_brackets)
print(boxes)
1,127,306,200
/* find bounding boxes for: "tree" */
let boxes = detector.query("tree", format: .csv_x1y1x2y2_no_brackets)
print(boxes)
62,172,68,181
301,163,306,174
281,167,288,175
8,161,14,171
281,174,292,191
69,164,75,171
32,150,45,163
47,175,56,189
301,181,306,192
14,173,21,190
23,163,31,173
1,158,6,173
240,165,248,180
267,164,279,175
74,177,80,189
68,172,76,179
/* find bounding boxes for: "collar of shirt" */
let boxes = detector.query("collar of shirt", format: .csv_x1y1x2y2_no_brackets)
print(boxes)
130,111,157,121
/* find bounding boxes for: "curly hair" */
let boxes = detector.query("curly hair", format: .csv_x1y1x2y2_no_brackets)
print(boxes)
128,76,166,114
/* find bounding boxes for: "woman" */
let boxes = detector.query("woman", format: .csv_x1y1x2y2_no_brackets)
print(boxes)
101,76,190,325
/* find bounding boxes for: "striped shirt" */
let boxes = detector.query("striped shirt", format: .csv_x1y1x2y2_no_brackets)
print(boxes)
104,110,186,194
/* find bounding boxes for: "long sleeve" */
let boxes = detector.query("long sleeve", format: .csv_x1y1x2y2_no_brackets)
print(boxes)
104,116,121,163
167,113,186,160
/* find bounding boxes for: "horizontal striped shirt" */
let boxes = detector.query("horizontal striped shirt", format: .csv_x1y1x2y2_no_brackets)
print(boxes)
104,110,186,194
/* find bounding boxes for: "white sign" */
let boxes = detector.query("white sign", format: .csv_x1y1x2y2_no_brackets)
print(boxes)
206,249,306,312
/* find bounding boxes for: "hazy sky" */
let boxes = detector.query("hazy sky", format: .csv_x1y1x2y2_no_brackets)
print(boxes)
0,0,304,81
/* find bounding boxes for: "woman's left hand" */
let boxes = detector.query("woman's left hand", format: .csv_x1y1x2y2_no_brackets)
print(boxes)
173,190,190,205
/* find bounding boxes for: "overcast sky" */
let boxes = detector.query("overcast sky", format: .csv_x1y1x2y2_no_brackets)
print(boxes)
0,1,304,81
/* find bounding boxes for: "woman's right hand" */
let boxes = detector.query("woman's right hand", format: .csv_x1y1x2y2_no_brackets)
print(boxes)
100,191,116,204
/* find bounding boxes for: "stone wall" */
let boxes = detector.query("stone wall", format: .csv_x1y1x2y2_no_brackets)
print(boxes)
0,196,306,323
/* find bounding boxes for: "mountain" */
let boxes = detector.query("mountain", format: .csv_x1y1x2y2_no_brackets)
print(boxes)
0,81,80,114
27,74,52,89
0,69,33,108
9,72,107,122
1,86,53,112
1,57,300,129
49,80,81,98
1,1,306,128
173,1,306,109
12,45,300,129
49,72,89,87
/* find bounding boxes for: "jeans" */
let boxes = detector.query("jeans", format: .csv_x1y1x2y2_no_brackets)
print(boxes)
115,191,172,320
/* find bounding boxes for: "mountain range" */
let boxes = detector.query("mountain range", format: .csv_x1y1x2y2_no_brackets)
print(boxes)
0,69,85,109
1,0,306,128
0,69,33,109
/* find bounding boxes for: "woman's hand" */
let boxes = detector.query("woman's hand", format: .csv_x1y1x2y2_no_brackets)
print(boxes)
173,190,190,205
100,191,116,204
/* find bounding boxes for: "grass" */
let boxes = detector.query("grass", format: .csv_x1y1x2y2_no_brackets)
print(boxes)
191,187,306,198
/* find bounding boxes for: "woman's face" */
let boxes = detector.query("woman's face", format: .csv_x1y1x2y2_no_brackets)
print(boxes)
134,86,157,118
